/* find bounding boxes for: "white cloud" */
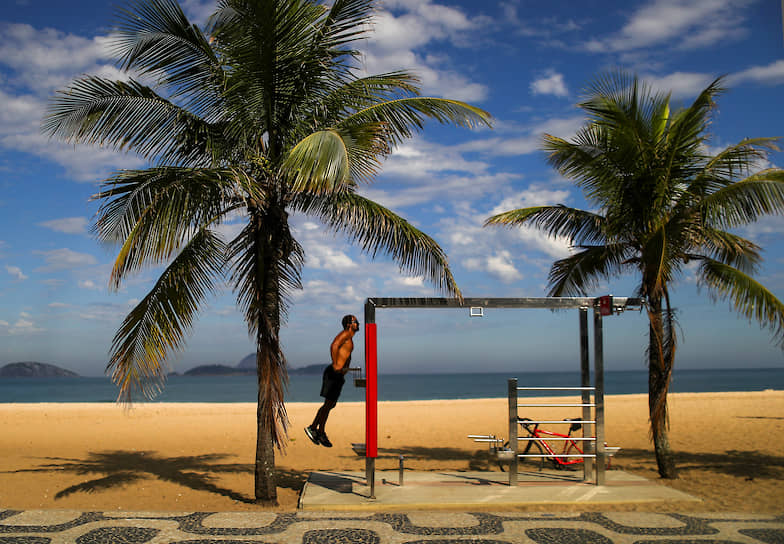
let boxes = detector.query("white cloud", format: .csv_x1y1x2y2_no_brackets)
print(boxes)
5,265,28,281
465,250,522,283
641,72,716,100
0,24,146,183
739,215,784,241
530,70,569,97
729,60,784,86
363,171,519,210
460,115,585,157
0,23,111,91
78,279,99,290
38,217,89,235
488,187,572,216
584,0,752,53
4,314,45,335
48,302,70,308
377,138,489,180
34,248,98,272
357,1,489,102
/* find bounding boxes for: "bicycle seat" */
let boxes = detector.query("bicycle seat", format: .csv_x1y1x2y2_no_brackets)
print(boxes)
564,418,582,433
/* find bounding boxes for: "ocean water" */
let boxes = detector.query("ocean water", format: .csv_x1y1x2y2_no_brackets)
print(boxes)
0,367,782,403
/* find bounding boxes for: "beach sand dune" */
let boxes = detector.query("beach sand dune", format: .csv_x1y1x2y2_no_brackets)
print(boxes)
1,391,782,512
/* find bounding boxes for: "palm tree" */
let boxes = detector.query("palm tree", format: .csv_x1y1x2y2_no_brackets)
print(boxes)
485,72,784,479
43,0,491,503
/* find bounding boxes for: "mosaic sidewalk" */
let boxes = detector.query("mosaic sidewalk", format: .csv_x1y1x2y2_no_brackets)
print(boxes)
2,509,783,543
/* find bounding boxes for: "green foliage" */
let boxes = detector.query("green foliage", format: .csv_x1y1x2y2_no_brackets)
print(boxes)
43,0,492,416
485,71,784,477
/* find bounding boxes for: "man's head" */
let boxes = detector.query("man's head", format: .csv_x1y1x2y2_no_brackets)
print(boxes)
342,315,359,331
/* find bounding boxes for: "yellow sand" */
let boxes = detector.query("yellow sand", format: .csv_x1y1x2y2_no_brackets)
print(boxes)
0,391,782,512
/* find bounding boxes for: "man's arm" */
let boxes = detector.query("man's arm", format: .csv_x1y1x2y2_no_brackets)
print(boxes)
330,330,351,371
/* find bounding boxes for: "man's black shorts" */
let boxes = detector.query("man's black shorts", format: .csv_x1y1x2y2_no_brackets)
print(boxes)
320,364,345,402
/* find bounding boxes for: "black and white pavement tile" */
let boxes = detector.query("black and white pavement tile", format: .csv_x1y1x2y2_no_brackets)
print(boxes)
0,510,782,543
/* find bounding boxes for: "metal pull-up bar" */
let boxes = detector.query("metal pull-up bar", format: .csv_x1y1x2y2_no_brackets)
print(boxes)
362,295,642,496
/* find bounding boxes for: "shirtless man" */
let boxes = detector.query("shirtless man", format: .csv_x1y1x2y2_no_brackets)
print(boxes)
305,315,360,447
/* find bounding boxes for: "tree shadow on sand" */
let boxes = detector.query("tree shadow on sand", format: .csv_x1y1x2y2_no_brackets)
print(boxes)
616,448,784,480
11,451,308,503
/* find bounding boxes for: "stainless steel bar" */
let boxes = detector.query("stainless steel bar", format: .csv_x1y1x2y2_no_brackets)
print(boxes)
518,403,596,407
508,378,518,486
517,437,595,441
518,454,597,458
594,308,606,486
367,296,643,310
518,420,596,424
580,307,593,483
517,387,595,391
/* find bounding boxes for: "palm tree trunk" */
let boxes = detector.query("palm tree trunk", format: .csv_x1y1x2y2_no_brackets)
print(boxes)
647,294,678,479
251,204,291,505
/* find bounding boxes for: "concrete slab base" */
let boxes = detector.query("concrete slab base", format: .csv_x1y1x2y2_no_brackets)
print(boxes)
298,469,700,511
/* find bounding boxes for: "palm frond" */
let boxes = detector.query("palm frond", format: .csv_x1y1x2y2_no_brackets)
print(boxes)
91,167,243,288
315,0,375,52
696,228,761,274
485,205,606,245
338,97,492,149
42,76,214,164
698,258,784,348
112,0,224,116
694,137,781,193
547,243,634,297
282,130,351,194
699,171,784,228
294,191,460,296
318,72,422,124
107,228,226,402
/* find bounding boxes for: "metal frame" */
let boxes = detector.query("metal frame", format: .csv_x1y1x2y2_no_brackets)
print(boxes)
363,296,642,496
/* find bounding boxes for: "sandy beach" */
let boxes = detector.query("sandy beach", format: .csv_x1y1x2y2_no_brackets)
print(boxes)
1,391,782,512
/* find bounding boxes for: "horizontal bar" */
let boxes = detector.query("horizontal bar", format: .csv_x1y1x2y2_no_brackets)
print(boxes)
366,296,643,310
517,387,594,391
518,454,596,458
518,437,595,442
518,403,596,407
518,420,595,425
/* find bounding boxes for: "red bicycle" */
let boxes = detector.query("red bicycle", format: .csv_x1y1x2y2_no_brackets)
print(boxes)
517,417,589,470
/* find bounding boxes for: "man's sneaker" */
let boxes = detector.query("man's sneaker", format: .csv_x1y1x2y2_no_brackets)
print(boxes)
304,426,320,445
318,432,333,448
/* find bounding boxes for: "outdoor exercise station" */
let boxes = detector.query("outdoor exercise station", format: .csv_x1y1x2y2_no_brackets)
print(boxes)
299,296,701,510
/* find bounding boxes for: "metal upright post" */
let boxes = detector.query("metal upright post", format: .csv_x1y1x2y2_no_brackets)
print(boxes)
579,308,593,482
593,308,606,485
508,378,518,486
364,300,377,498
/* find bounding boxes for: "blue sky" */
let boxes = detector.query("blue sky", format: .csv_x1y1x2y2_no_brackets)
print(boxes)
1,0,783,377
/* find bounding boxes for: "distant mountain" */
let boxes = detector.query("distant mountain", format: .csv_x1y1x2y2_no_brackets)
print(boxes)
236,354,325,375
290,363,327,375
236,353,256,369
184,364,255,376
0,362,79,378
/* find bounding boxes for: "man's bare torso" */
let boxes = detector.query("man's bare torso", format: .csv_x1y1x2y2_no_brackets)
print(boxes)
331,330,353,372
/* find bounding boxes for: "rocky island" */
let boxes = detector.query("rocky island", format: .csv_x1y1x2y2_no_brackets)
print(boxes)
0,362,79,378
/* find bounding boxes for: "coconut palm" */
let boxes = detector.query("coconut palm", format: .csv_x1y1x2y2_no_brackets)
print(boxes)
43,0,491,503
485,72,784,479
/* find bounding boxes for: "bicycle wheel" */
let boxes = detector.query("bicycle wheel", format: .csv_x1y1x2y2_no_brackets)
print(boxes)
519,438,547,468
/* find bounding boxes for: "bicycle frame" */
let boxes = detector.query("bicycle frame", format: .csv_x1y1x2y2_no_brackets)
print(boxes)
519,419,588,467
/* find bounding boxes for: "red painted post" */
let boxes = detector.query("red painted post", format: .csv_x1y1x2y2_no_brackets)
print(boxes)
365,323,378,458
